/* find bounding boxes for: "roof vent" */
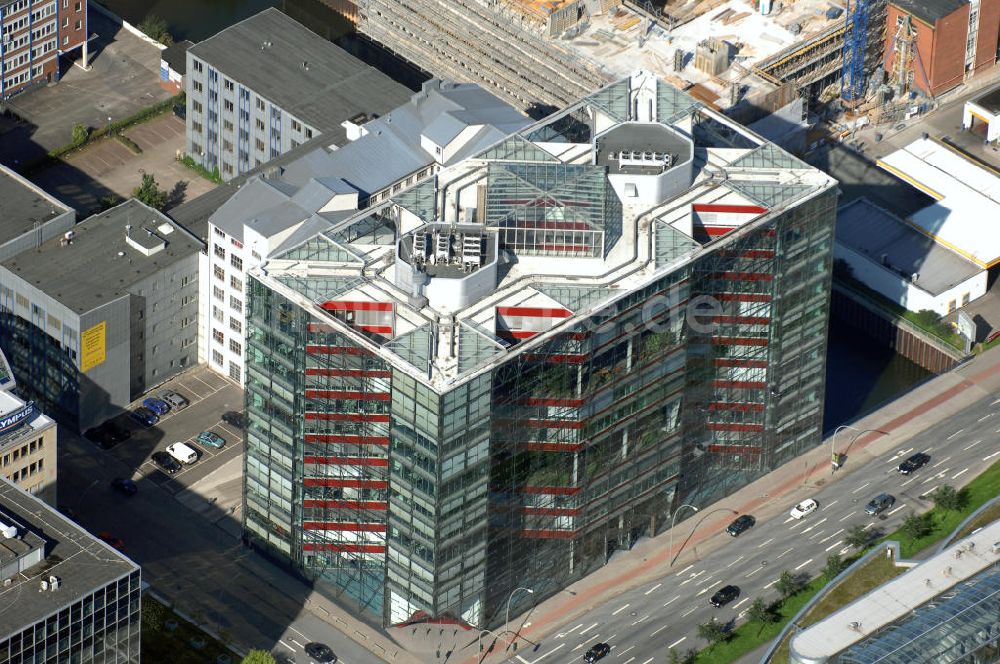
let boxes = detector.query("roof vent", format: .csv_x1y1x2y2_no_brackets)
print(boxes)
302,61,309,70
157,223,174,235
117,251,126,257
48,576,60,591
0,519,16,539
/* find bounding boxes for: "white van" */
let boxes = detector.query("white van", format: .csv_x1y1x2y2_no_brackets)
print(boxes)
166,442,198,465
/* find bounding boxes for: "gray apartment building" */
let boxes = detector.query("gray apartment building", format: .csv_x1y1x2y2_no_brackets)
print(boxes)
0,477,140,663
185,7,413,181
0,164,75,263
0,199,203,432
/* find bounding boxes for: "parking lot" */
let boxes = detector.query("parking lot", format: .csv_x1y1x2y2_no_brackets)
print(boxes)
85,364,244,496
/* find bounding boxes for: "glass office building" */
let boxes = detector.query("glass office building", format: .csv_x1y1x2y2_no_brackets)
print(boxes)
243,71,838,628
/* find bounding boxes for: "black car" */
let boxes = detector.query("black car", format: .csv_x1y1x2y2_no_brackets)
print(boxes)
151,451,181,474
710,585,740,607
130,407,159,427
726,514,756,537
898,452,930,475
303,642,336,663
584,643,611,662
222,411,245,429
865,493,896,516
111,478,138,496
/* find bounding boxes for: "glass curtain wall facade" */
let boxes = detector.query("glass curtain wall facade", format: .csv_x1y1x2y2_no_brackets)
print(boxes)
0,570,141,664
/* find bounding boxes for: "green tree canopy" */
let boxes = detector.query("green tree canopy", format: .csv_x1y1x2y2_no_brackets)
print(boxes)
901,511,934,539
241,650,276,664
932,485,967,512
845,524,870,550
775,570,804,599
823,553,848,579
697,617,729,647
132,173,168,211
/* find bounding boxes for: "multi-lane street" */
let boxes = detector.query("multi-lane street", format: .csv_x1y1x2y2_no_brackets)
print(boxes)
503,392,1000,664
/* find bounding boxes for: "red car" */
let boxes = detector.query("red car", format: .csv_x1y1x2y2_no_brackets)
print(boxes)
98,531,125,550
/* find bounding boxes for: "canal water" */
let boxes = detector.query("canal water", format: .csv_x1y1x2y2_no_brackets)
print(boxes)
98,0,931,429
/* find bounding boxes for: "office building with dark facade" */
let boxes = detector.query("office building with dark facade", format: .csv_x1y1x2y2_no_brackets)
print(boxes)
242,71,838,628
0,199,203,431
0,477,140,663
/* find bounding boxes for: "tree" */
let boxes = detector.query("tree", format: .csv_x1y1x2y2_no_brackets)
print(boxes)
138,14,172,44
823,553,848,579
775,570,804,600
845,524,870,550
241,651,276,664
71,123,89,146
932,485,967,511
901,511,933,539
697,617,729,648
747,597,774,635
132,173,168,210
668,647,697,664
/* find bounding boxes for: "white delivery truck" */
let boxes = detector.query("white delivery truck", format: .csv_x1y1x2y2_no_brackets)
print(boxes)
166,441,198,465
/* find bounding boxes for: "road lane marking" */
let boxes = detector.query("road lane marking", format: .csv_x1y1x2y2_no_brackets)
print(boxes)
808,529,827,541
612,604,630,616
776,547,794,559
923,485,939,498
675,564,694,576
617,645,635,656
668,637,687,649
651,625,670,637
825,540,844,552
901,476,917,486
758,538,775,548
822,499,839,509
645,583,662,595
746,566,765,578
923,471,949,484
887,504,906,516
783,517,796,524
851,482,871,494
788,520,807,530
978,414,994,422
931,456,951,468
964,440,982,451
820,529,844,543
579,622,599,635
840,546,852,555
727,555,746,568
802,518,828,533
947,429,964,440
764,578,778,589
733,597,750,610
664,596,679,607
839,513,854,522
518,643,564,663
564,623,583,635
631,614,649,626
279,641,296,652
681,607,698,617
642,659,654,664
953,468,969,480
984,452,1000,462
794,558,814,571
696,587,712,597
695,575,715,587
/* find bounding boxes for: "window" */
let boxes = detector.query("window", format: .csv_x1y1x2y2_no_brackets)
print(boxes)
192,100,203,114
75,20,81,30
212,350,224,366
230,276,243,292
962,292,971,306
193,81,203,93
229,339,242,355
62,17,68,27
193,60,203,73
231,238,243,249
256,119,265,132
224,79,234,91
223,119,234,132
305,128,313,139
231,255,243,271
212,305,224,322
75,1,81,10
229,362,241,382
192,121,203,135
213,329,224,343
291,119,302,132
213,286,225,301
224,100,234,113
230,296,243,313
214,245,225,259
948,299,957,313
222,162,233,175
223,139,233,152
256,98,265,111
230,317,243,333
255,138,265,152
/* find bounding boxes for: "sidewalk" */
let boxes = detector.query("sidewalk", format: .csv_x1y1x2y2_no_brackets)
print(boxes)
385,345,1000,664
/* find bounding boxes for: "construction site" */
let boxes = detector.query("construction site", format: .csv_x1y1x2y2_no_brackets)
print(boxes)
344,0,896,120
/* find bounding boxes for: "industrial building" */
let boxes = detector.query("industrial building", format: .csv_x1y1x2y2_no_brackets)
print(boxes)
0,477,141,663
204,79,529,385
242,71,838,628
0,199,203,432
185,8,413,181
884,0,1000,98
0,386,57,506
835,198,986,316
790,518,1000,664
0,0,89,100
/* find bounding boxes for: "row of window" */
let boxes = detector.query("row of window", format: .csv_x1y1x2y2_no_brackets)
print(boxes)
5,458,43,484
1,437,45,466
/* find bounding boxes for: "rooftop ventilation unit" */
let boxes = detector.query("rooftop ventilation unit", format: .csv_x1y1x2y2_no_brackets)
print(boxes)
0,519,16,539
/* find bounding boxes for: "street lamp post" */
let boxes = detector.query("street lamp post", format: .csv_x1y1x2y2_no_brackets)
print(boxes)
831,426,887,470
504,586,534,629
669,503,698,566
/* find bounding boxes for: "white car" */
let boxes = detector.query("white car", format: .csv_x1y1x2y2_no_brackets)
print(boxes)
165,441,198,465
789,499,819,519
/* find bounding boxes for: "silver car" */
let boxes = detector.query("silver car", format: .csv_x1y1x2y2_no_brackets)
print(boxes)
160,391,189,410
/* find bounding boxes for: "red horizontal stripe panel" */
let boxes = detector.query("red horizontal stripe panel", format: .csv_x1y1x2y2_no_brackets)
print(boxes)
303,543,386,553
303,456,389,467
716,249,776,259
693,203,768,214
710,272,774,282
304,413,390,422
525,442,585,452
709,402,766,412
711,336,769,346
706,444,763,455
524,506,580,517
303,478,389,489
702,226,736,237
496,307,573,318
305,368,391,378
521,529,577,539
711,316,771,325
524,419,584,430
303,522,387,532
524,397,584,407
714,293,772,302
540,244,590,252
713,358,768,368
304,434,390,445
305,390,391,401
523,486,581,495
321,301,394,312
306,345,367,355
713,380,766,389
500,330,539,339
706,422,765,432
303,500,388,510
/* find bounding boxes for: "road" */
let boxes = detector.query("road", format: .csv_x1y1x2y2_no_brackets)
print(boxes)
502,391,1000,664
58,365,387,664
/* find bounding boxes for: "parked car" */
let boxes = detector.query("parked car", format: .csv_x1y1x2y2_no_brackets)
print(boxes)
221,411,245,429
898,452,930,475
142,397,170,415
726,514,756,537
196,431,226,449
710,584,740,607
84,424,118,449
865,493,896,516
130,407,159,427
166,442,198,465
160,390,189,410
303,642,337,663
98,531,125,550
790,499,819,519
111,478,138,496
583,643,611,662
151,451,181,474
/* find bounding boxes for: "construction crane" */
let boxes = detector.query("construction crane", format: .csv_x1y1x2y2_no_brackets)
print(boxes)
840,0,870,107
638,1,663,48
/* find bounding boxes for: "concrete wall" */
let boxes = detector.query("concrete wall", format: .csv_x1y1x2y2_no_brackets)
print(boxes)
77,296,133,432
